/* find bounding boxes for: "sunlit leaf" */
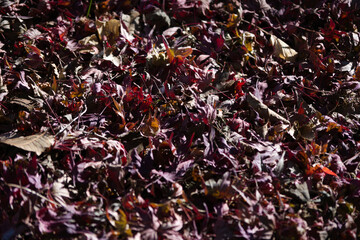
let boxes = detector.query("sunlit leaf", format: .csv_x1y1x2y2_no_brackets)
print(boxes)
270,35,298,62
312,164,338,177
226,14,240,28
0,132,54,155
162,36,192,64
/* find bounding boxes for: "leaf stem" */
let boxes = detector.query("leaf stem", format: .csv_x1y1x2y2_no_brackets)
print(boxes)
86,0,93,18
6,183,61,207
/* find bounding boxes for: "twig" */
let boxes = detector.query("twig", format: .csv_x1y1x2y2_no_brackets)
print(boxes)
6,183,61,207
150,75,176,111
246,92,290,124
240,19,272,36
55,104,88,137
278,96,291,127
28,76,62,126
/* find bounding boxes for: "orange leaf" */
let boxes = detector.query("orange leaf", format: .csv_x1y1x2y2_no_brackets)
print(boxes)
175,47,193,59
166,47,193,64
52,75,57,92
317,164,338,177
162,35,192,64
326,122,342,132
162,36,174,63
354,66,360,80
70,84,84,98
58,0,72,6
111,96,123,113
296,151,310,170
226,13,240,28
167,48,175,63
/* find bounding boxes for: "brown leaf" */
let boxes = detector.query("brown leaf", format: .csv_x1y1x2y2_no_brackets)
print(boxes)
96,18,120,45
298,124,315,141
246,92,290,124
270,35,298,62
0,132,55,155
140,115,160,137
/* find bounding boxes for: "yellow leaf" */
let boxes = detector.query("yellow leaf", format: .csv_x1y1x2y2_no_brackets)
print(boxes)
226,14,239,28
237,31,256,53
114,210,130,233
70,83,85,98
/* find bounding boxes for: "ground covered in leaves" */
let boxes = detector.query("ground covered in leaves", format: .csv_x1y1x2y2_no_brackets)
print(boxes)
1,0,360,239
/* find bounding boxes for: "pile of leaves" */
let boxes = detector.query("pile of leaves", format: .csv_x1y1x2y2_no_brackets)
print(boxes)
1,0,360,239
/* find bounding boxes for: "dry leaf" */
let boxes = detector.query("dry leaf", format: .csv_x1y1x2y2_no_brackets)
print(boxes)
104,19,120,38
292,181,310,202
298,124,315,141
0,75,8,101
96,18,120,45
0,132,55,155
103,48,121,67
78,34,100,54
141,115,160,137
10,98,36,111
241,31,256,52
246,92,290,124
51,180,70,206
270,35,298,62
79,34,98,45
80,18,120,52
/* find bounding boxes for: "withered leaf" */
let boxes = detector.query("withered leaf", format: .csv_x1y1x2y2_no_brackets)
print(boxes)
10,98,36,111
0,132,55,155
140,115,160,137
270,35,298,62
298,124,315,141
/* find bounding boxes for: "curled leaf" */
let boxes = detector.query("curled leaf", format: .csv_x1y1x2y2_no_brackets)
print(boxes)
270,35,298,62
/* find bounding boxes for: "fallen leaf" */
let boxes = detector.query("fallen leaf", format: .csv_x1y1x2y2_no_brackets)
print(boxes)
298,124,315,141
270,35,298,62
313,164,338,177
0,132,55,155
246,92,290,124
96,18,120,45
140,115,160,137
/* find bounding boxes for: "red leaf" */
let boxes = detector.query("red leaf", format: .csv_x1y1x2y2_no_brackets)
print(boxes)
329,18,335,31
298,102,305,115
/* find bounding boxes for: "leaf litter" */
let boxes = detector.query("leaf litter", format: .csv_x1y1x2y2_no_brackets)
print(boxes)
0,0,360,239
